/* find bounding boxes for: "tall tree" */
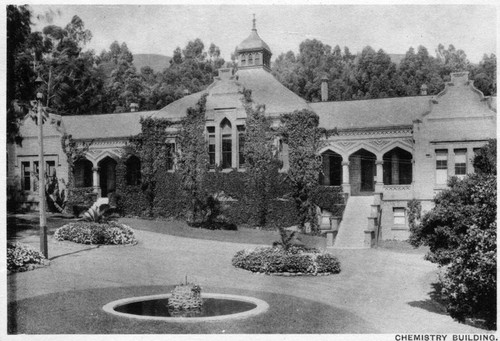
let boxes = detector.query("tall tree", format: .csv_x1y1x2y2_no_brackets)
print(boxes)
470,53,496,96
7,5,34,144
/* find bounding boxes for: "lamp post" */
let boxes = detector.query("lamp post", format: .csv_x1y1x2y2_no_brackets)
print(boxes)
35,75,48,258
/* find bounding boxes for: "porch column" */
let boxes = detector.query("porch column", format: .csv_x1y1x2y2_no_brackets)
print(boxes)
341,161,351,194
92,167,101,196
391,154,399,185
375,160,384,192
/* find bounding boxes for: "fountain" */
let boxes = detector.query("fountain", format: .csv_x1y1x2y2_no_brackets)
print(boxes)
103,279,269,322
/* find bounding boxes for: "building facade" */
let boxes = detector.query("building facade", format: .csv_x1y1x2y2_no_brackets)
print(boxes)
7,23,496,247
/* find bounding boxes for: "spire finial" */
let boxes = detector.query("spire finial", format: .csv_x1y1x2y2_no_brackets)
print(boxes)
252,14,256,30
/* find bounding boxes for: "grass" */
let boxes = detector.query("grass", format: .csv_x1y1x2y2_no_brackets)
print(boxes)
119,217,327,250
377,239,428,254
7,285,378,333
7,214,76,241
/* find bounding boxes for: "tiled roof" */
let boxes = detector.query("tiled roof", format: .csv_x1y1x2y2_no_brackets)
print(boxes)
62,111,156,139
310,96,432,129
237,29,271,53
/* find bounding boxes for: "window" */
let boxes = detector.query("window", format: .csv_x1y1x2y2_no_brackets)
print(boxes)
207,127,215,168
435,150,448,184
220,119,232,169
393,208,406,226
254,53,260,65
222,134,232,168
238,126,245,168
241,55,246,66
46,160,56,181
165,143,176,171
21,162,31,191
454,149,467,178
248,54,253,65
126,156,141,185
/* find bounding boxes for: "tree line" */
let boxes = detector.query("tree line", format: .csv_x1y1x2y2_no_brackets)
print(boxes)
7,5,496,144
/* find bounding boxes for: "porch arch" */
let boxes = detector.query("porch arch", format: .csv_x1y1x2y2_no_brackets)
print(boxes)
320,149,343,186
382,147,413,185
73,158,93,188
98,156,117,198
348,148,377,195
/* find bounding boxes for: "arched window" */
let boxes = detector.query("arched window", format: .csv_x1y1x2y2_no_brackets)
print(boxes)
126,155,141,185
74,158,93,188
220,118,232,169
248,54,253,65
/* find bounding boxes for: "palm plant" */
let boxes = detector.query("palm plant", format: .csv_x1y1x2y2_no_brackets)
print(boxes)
82,204,110,223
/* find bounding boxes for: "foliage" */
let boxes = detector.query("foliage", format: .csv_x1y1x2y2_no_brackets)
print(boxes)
409,141,497,327
7,242,48,272
409,173,496,265
128,118,176,216
440,224,496,329
273,227,297,252
473,139,496,175
242,89,283,226
61,133,93,215
6,5,33,144
232,246,340,275
82,204,111,223
311,186,345,216
54,221,138,245
280,109,324,233
177,94,209,224
406,199,422,231
470,54,496,96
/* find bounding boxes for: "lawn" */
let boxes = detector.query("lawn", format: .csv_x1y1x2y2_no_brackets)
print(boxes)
7,285,378,333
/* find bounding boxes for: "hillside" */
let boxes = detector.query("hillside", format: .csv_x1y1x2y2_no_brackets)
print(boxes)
133,54,172,73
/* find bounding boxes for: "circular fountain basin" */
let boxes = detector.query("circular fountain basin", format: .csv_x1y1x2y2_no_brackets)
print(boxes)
103,293,269,322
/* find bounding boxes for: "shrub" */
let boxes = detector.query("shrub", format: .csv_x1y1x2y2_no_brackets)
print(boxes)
232,246,340,275
54,221,138,245
7,242,48,272
441,224,496,329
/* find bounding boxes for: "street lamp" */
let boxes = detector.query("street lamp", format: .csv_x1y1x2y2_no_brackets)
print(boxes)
35,75,48,258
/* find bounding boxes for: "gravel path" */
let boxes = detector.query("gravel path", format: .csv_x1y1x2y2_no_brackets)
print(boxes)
8,226,486,333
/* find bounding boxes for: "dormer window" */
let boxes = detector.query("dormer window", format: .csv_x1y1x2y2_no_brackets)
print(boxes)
241,55,246,66
248,54,253,65
254,53,260,65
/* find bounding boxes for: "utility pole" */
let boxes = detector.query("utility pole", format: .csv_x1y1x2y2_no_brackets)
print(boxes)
36,76,48,258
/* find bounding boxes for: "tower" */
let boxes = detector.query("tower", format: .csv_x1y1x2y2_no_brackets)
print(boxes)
236,15,272,71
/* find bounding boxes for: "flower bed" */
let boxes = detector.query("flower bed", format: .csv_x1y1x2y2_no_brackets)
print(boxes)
54,221,138,245
7,242,49,273
231,245,341,275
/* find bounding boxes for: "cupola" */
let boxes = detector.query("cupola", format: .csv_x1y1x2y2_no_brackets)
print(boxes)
236,15,272,71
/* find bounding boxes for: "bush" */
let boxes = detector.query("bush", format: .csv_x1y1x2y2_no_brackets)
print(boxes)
7,243,48,272
54,221,138,245
441,224,496,329
232,246,340,275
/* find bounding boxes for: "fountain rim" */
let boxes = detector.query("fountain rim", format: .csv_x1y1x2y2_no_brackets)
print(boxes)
102,293,269,322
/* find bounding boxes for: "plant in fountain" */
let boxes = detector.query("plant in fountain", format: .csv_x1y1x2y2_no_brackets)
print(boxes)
167,278,203,317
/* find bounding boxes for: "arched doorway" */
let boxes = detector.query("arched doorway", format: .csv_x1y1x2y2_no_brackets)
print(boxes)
73,158,93,188
383,148,413,185
98,157,117,197
320,150,342,186
349,149,376,195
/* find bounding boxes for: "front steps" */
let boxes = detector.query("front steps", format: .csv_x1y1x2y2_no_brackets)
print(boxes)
331,195,379,249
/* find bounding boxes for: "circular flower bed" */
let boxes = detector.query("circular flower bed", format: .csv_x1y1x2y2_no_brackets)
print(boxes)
7,242,49,273
54,221,138,245
232,245,341,276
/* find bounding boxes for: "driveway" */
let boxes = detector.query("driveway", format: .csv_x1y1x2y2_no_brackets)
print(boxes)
7,227,485,333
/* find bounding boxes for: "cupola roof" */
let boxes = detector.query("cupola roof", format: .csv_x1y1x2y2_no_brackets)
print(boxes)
236,15,271,54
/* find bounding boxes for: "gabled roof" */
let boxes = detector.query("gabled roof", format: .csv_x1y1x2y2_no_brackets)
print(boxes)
62,111,156,139
310,96,432,130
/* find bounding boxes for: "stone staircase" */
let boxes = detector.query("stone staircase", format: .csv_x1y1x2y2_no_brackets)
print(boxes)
331,196,375,249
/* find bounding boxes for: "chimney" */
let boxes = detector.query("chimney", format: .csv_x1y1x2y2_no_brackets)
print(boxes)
321,76,329,102
420,84,428,96
130,103,139,112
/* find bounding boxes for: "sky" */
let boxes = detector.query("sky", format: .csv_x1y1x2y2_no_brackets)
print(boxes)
20,3,500,64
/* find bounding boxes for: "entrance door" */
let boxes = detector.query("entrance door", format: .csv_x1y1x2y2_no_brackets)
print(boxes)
98,157,117,197
360,158,375,192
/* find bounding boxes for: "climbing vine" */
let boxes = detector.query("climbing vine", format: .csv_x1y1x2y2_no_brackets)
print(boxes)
242,88,283,227
177,93,209,224
61,133,94,214
279,109,325,233
128,117,178,216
